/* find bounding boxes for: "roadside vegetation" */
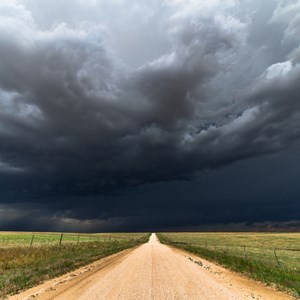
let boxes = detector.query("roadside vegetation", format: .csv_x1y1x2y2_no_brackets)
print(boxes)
0,232,150,299
157,232,300,298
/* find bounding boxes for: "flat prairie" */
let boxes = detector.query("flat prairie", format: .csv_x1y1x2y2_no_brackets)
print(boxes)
0,231,149,299
8,234,293,300
158,232,300,297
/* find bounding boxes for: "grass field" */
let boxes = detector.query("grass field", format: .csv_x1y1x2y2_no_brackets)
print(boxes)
157,232,300,297
0,232,146,247
0,232,150,299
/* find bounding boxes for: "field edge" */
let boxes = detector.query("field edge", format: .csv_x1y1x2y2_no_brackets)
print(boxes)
156,233,299,299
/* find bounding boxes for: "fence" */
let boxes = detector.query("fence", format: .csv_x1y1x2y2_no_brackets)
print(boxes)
171,241,300,271
0,232,134,247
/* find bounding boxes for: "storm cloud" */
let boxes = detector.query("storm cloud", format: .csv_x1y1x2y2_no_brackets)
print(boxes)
0,0,300,231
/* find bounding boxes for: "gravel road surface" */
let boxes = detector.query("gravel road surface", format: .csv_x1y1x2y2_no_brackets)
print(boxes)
10,233,292,300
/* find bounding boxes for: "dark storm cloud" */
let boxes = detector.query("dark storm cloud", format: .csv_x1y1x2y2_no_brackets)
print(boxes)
0,0,300,230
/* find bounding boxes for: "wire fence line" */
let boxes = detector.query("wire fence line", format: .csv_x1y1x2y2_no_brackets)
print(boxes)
171,241,300,270
0,232,138,247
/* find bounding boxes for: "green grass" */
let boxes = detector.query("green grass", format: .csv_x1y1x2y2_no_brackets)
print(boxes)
0,232,150,299
0,232,145,247
157,232,300,298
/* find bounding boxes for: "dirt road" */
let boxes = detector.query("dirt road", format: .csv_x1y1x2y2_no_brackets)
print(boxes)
11,233,292,300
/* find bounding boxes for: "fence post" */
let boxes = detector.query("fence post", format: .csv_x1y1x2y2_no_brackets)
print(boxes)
205,242,208,250
30,233,35,247
274,250,280,267
59,233,64,246
76,234,80,246
243,245,247,258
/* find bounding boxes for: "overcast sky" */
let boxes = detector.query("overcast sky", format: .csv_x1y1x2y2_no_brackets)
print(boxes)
0,0,300,232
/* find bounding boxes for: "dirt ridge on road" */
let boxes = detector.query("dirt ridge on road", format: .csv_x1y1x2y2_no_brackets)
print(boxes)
9,234,294,300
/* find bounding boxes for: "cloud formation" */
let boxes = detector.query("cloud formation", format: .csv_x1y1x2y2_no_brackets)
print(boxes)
0,0,300,230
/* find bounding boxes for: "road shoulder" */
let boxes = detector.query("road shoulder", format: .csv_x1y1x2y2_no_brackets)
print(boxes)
166,244,294,300
8,246,139,300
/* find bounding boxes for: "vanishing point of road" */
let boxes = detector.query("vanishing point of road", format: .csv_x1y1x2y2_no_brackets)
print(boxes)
11,234,292,300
